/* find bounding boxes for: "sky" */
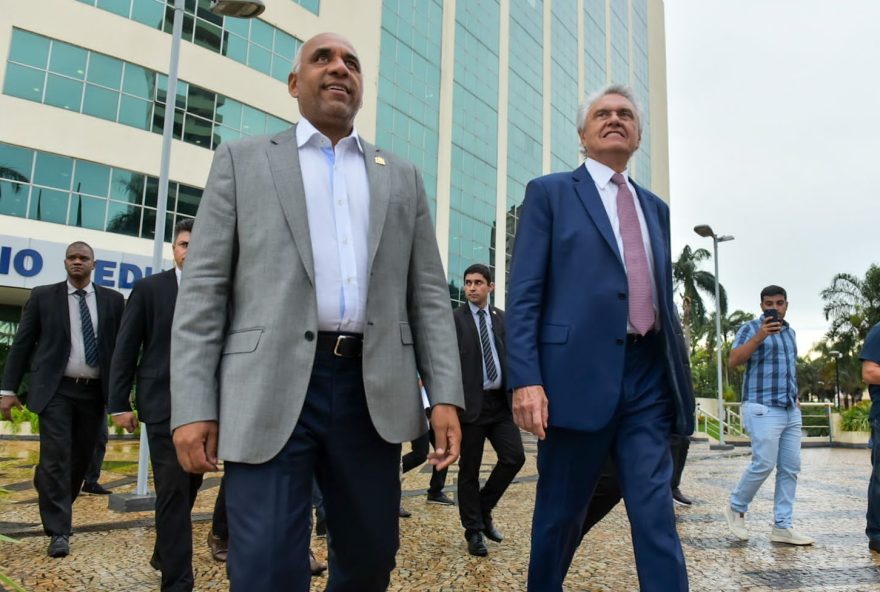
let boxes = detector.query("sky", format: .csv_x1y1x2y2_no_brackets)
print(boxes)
663,0,880,354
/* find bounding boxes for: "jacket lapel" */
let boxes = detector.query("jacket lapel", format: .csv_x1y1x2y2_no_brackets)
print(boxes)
58,282,71,342
572,165,624,268
267,124,315,285
363,142,390,275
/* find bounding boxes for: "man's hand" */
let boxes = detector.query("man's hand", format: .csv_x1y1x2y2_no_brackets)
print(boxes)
757,315,782,339
0,395,23,421
173,420,219,473
513,385,549,440
428,404,461,470
111,411,139,433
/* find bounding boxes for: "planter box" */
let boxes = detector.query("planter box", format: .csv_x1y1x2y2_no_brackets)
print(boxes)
0,420,37,438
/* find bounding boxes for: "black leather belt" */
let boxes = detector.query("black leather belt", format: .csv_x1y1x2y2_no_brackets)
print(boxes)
626,330,657,344
62,376,101,387
317,332,363,358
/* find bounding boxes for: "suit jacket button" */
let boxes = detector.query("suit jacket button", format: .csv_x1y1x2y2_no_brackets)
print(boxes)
618,292,627,300
616,338,625,345
304,331,315,341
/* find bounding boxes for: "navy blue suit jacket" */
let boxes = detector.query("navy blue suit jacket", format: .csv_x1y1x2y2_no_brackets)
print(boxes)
506,164,694,435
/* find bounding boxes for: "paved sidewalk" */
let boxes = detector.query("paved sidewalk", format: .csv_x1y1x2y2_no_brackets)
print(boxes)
1,435,878,591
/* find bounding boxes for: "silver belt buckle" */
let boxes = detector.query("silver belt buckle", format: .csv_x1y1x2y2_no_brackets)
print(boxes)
333,335,356,357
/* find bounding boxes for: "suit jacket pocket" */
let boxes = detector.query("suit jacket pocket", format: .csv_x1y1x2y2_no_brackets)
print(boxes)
400,322,414,345
539,323,569,344
222,327,264,355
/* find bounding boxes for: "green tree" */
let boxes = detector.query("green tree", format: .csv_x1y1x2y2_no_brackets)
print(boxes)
672,246,728,350
821,264,880,351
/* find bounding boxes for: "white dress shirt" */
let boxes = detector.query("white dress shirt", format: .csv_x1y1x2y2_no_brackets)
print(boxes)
65,280,100,379
468,301,503,391
297,118,370,334
584,158,660,332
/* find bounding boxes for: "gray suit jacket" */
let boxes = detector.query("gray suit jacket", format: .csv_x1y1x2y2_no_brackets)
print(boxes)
170,125,464,463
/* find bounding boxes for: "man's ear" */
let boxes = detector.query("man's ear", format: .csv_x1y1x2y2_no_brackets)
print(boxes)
288,72,299,99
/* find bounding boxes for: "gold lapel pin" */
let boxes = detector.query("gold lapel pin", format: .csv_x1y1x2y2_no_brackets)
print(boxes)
374,156,386,166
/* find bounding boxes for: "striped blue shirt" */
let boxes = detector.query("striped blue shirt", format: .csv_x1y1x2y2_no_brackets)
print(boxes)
732,317,798,407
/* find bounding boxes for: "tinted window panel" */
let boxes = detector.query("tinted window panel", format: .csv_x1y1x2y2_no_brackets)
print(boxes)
9,29,50,69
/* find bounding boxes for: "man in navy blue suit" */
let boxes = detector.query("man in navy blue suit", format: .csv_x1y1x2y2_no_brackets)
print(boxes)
507,84,694,592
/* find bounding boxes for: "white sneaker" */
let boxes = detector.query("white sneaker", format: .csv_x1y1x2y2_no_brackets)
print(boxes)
770,527,814,546
723,505,749,540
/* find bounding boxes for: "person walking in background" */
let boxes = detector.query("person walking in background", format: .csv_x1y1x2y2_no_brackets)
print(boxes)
453,264,524,557
1,241,124,558
723,285,814,546
859,321,880,554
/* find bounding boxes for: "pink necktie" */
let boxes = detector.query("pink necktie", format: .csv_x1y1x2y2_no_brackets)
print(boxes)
611,173,655,335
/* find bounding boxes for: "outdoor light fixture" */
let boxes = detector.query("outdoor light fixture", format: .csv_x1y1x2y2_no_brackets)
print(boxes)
694,224,735,449
210,0,266,17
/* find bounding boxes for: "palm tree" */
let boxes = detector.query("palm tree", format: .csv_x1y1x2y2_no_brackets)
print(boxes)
672,245,727,347
821,265,880,351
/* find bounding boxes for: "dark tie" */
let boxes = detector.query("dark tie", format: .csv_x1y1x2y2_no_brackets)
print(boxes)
75,289,98,367
477,309,498,383
610,173,655,335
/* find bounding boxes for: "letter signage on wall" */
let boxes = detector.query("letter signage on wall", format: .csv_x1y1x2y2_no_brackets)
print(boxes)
0,234,170,298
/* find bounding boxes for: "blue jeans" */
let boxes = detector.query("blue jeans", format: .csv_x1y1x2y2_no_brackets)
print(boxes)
730,402,802,529
867,418,880,542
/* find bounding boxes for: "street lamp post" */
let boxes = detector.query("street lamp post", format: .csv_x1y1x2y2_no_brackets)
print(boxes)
829,350,842,409
111,0,265,512
694,225,734,450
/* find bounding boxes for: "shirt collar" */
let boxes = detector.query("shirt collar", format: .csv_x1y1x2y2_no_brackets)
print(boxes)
296,117,363,154
175,266,182,285
468,301,489,315
585,158,629,191
67,280,94,295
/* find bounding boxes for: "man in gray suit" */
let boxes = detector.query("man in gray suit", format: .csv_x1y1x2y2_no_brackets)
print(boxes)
170,32,463,592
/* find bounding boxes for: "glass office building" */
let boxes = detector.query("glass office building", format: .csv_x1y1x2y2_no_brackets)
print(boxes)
0,0,669,322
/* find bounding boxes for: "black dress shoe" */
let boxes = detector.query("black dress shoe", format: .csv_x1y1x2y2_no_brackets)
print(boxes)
482,514,503,543
48,534,70,558
870,539,880,553
81,482,112,495
466,532,488,557
207,531,228,562
672,488,694,506
399,505,412,518
426,492,455,506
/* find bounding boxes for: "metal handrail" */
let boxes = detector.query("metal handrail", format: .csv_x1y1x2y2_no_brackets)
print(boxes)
694,401,834,444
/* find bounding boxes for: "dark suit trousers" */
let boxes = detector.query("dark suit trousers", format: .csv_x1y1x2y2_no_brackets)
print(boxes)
34,381,104,536
581,433,690,539
528,333,688,592
212,476,228,539
458,392,525,536
146,420,203,592
670,433,690,490
84,413,109,485
402,426,448,496
225,351,401,592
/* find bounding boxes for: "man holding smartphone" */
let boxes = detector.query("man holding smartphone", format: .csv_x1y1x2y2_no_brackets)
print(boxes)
723,285,814,545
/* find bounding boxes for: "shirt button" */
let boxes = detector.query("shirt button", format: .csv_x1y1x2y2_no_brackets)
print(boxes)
304,331,315,341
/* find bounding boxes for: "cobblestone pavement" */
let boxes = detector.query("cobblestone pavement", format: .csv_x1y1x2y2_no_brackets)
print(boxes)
1,435,878,591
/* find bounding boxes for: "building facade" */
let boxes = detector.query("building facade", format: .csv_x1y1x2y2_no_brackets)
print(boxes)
0,0,669,336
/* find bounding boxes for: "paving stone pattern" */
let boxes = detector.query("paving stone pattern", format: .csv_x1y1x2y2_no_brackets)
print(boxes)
1,437,878,591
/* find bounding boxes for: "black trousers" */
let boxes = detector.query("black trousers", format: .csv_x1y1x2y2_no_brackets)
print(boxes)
146,420,204,592
457,392,525,536
84,413,108,485
212,476,228,539
34,381,104,536
401,423,448,496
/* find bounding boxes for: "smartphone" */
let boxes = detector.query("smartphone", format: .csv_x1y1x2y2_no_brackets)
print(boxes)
764,309,780,323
